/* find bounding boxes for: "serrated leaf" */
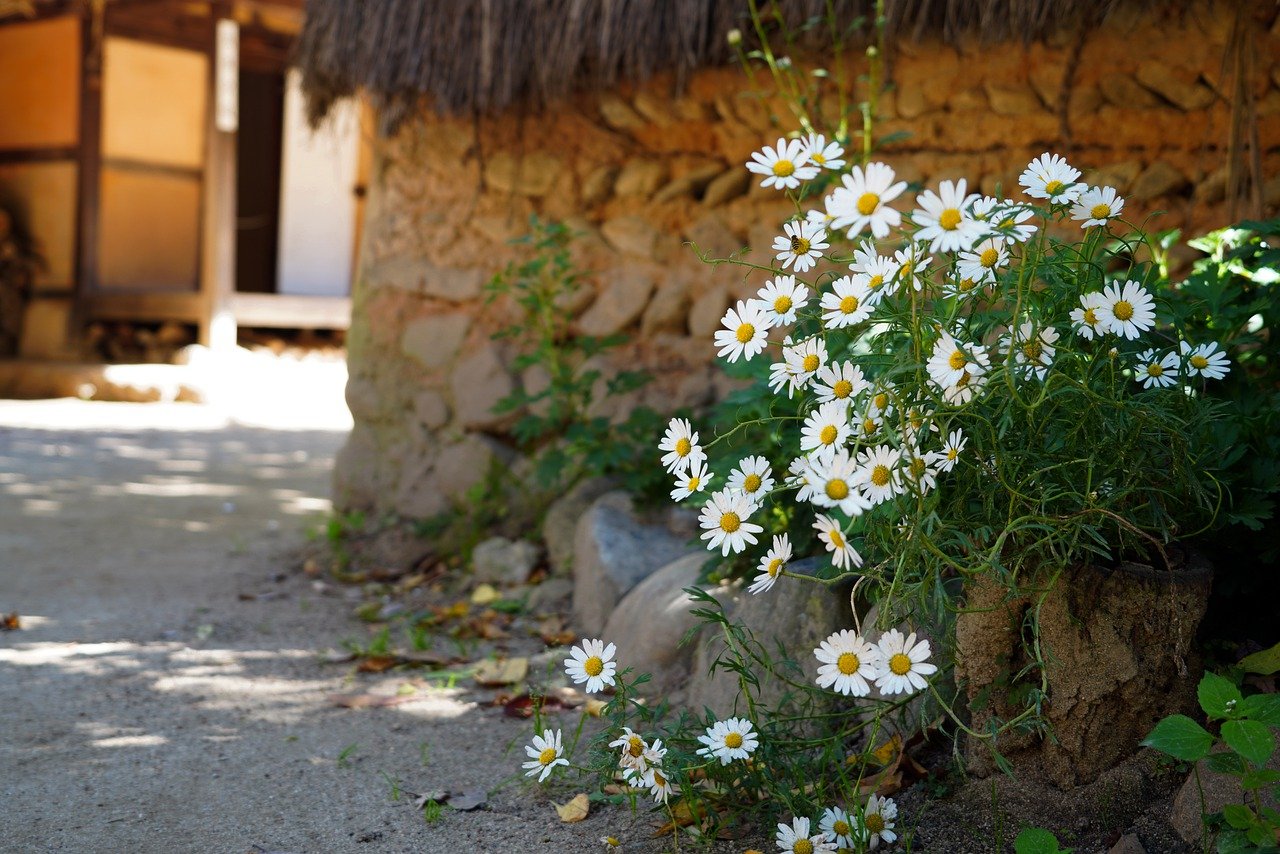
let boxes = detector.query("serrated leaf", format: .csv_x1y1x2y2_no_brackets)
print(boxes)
1013,827,1062,854
1240,642,1280,675
1240,694,1280,726
1143,714,1215,761
1222,719,1275,766
1199,672,1244,719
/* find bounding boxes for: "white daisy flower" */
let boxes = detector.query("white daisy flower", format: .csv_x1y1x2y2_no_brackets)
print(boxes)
658,417,705,474
1071,185,1125,229
773,220,828,273
806,201,837,229
820,275,874,329
769,358,805,399
1002,321,1059,380
913,178,982,254
1095,279,1155,340
670,457,711,502
941,359,989,404
814,629,881,697
868,386,896,419
892,246,933,292
976,197,1038,243
522,728,569,782
609,727,653,774
746,137,818,190
642,766,674,803
698,489,764,556
937,429,967,472
928,331,981,388
1180,340,1231,380
564,638,618,694
814,513,862,569
827,162,908,239
943,274,985,299
810,449,873,517
874,629,937,695
820,806,862,850
853,407,882,441
789,456,820,503
728,454,775,500
782,336,827,388
714,299,773,362
957,236,1009,285
847,238,882,274
802,133,845,171
899,447,940,494
749,534,792,595
859,255,904,306
1070,292,1107,340
800,400,853,461
813,361,870,405
1019,152,1083,204
775,815,837,853
696,717,758,765
1135,349,1179,389
855,445,902,505
753,275,809,326
861,793,899,849
902,404,938,446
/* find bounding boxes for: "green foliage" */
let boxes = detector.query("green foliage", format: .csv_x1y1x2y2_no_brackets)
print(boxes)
1241,643,1280,677
1015,826,1074,854
1144,672,1280,853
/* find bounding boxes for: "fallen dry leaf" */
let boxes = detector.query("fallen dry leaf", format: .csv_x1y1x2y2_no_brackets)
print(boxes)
2,612,21,631
448,788,487,811
470,583,499,605
554,793,590,823
537,615,576,647
356,655,399,673
584,698,608,717
412,789,447,809
473,657,528,687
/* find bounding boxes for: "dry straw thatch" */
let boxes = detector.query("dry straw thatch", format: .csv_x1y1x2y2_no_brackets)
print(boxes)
293,0,1163,127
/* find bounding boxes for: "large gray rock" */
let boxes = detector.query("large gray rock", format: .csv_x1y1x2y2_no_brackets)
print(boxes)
471,536,541,585
602,553,716,694
571,491,698,636
542,478,616,577
448,343,514,429
1170,747,1280,846
401,313,471,370
576,268,655,337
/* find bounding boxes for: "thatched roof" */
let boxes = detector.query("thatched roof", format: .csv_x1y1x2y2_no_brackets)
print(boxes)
294,0,1161,127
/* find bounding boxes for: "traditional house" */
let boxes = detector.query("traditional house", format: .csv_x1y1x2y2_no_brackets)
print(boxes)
261,3,1280,516
0,0,367,367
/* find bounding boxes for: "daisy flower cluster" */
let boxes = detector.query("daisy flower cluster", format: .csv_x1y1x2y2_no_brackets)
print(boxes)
775,796,899,853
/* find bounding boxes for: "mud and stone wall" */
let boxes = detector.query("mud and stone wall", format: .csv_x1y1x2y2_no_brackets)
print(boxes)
334,4,1280,518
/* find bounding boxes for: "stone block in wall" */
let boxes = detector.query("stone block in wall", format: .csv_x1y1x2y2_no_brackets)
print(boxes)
413,389,449,429
401,312,471,371
601,216,660,257
1131,161,1190,201
688,284,730,340
702,167,750,207
1028,62,1064,110
685,213,741,260
598,94,646,131
633,91,676,127
653,161,724,203
1084,160,1143,196
614,160,667,198
580,164,619,207
1135,61,1215,111
577,267,656,338
484,151,563,197
334,423,385,512
984,81,1043,116
345,377,388,423
674,96,710,122
641,276,691,337
366,257,485,302
1098,72,1161,108
1193,166,1229,205
950,87,988,112
449,342,515,429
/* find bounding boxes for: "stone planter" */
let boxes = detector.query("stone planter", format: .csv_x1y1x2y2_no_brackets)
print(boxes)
955,552,1212,788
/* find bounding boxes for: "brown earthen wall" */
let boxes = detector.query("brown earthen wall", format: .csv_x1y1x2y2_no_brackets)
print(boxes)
334,5,1280,518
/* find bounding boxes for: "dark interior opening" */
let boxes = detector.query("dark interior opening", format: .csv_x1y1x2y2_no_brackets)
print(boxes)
235,69,284,294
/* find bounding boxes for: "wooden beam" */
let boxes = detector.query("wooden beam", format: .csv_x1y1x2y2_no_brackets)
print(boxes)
198,14,236,350
229,293,351,329
82,291,204,322
0,147,79,164
72,4,103,327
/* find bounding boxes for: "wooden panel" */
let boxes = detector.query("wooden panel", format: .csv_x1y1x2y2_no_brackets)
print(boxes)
82,292,203,322
0,162,78,289
0,17,80,151
230,293,351,329
102,37,208,169
98,168,201,291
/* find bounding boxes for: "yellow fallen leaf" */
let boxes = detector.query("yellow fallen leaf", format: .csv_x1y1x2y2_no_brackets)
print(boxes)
584,698,608,717
473,657,529,687
471,583,499,605
871,734,902,765
554,793,590,823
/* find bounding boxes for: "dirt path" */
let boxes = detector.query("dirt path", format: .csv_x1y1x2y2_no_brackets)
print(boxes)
0,400,705,854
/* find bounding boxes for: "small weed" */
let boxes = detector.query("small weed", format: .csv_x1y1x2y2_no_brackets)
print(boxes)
422,799,444,824
336,742,359,769
419,741,430,767
380,770,401,801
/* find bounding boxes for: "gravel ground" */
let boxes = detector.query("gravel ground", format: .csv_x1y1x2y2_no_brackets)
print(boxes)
0,399,754,854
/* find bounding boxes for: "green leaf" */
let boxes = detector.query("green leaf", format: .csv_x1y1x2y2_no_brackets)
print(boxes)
1223,803,1256,830
1240,694,1280,726
1215,829,1253,854
1208,751,1250,774
1222,719,1276,766
1199,672,1245,719
1241,642,1280,675
1241,769,1280,791
1013,827,1062,854
1142,714,1215,761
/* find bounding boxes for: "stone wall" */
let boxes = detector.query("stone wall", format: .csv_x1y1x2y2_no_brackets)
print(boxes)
334,4,1280,519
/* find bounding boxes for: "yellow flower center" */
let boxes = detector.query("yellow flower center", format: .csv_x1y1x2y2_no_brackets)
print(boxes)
686,476,700,491
652,769,667,787
736,323,756,343
1090,203,1112,220
833,380,853,399
871,465,891,487
743,473,763,493
836,652,861,675
627,736,644,757
833,820,851,836
1190,354,1209,369
802,354,820,372
723,732,744,749
889,652,912,675
979,247,999,268
863,418,877,435
811,151,826,165
773,294,793,314
947,448,959,461
840,295,860,314
773,160,795,178
959,277,976,292
910,457,926,478
790,235,811,255
856,192,880,215
1083,308,1098,325
1022,340,1043,362
675,437,691,457
873,392,889,410
829,528,846,549
866,813,886,833
826,479,849,500
948,350,967,370
1147,363,1164,377
793,840,814,854
939,208,962,231
819,424,838,445
1044,179,1064,195
900,261,913,279
767,557,784,578
955,370,972,388
584,656,604,676
539,747,558,765
868,274,884,289
1113,300,1134,321
719,512,741,533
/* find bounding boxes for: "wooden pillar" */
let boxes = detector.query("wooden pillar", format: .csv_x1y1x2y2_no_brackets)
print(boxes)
72,3,104,341
199,16,237,351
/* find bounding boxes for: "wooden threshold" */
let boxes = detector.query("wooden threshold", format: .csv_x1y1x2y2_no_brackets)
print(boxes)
84,291,203,322
230,293,351,329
